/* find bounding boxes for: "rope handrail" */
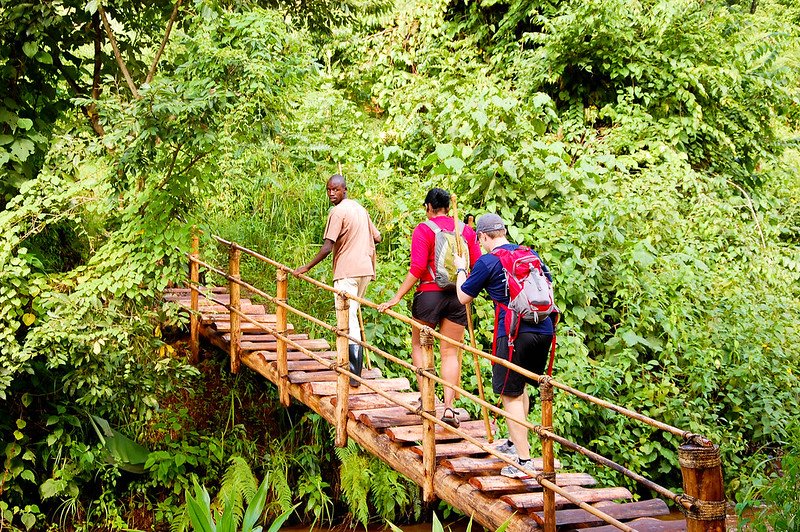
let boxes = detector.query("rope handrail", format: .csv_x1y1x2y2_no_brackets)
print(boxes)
208,236,712,446
185,254,694,513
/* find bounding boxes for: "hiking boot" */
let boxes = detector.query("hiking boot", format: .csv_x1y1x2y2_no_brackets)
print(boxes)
348,344,363,387
500,458,534,479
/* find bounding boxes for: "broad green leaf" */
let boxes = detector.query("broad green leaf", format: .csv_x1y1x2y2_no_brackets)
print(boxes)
10,139,34,161
632,249,655,267
89,416,150,473
435,143,454,160
186,493,215,532
22,42,38,58
444,156,464,173
502,159,517,179
22,313,35,326
35,51,53,65
472,110,488,127
265,503,299,532
40,478,66,499
21,512,35,531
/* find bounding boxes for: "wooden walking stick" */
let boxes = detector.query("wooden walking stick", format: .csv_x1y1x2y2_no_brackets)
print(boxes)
358,306,371,370
451,194,493,443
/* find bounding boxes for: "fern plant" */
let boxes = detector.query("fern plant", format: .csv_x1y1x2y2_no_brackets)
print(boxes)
336,441,420,526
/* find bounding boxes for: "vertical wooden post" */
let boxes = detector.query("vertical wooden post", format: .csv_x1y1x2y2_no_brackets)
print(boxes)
679,443,726,532
275,268,290,407
540,378,556,532
334,292,350,447
420,326,437,502
189,230,200,364
228,245,241,374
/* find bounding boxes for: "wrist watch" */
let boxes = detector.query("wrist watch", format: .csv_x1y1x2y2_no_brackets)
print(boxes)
456,268,467,275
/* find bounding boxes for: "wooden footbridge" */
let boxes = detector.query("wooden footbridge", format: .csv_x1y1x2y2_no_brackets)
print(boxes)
165,234,727,532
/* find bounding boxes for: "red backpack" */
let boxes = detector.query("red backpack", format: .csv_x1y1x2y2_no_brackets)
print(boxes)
491,246,558,376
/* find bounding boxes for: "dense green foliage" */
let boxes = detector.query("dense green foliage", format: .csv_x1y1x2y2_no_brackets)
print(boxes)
1,0,799,528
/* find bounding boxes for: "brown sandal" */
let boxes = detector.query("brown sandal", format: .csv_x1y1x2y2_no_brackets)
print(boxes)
441,407,460,429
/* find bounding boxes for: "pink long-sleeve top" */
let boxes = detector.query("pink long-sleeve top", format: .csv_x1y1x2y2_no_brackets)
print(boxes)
410,216,482,293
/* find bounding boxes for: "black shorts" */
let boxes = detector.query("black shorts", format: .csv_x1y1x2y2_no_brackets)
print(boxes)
411,290,467,327
492,333,552,397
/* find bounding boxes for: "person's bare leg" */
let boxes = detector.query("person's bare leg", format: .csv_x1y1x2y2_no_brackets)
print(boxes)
502,391,531,460
439,319,465,410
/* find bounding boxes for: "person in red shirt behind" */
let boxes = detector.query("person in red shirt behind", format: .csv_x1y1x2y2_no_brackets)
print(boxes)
378,188,481,427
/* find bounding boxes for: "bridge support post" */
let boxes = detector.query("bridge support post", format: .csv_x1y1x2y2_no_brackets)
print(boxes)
228,245,241,374
334,292,350,447
679,443,726,532
189,230,200,365
275,268,290,407
420,326,436,503
540,378,556,532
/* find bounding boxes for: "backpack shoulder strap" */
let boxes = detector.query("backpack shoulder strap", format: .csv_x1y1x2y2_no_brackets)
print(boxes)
491,247,514,272
423,220,441,234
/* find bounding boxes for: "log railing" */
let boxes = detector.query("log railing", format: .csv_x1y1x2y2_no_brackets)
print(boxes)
180,234,726,532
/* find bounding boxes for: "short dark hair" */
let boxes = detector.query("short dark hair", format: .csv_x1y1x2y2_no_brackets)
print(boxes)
482,228,507,239
423,188,450,210
328,174,346,188
463,213,474,224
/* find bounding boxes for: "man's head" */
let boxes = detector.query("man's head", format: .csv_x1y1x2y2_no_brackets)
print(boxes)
326,174,347,205
423,188,450,216
475,213,507,249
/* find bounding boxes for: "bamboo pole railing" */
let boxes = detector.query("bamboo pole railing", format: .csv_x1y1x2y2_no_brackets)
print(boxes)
177,235,726,531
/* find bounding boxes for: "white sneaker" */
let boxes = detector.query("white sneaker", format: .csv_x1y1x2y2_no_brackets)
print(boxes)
500,458,533,479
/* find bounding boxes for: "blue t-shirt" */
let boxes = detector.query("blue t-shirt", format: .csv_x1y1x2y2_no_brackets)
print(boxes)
460,243,554,338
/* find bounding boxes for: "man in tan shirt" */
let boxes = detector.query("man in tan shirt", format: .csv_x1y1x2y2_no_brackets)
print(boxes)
294,174,382,386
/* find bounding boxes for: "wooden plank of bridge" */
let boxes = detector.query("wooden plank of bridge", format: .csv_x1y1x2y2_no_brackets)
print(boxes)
258,350,336,362
240,339,330,352
214,321,291,333
286,359,338,371
411,440,493,459
288,368,382,383
223,333,308,342
441,455,562,475
203,310,271,322
331,391,426,410
576,516,686,532
469,472,597,494
163,287,228,300
500,485,633,512
387,420,495,443
198,308,268,321
357,406,469,429
535,499,670,528
350,403,453,425
208,310,274,320
303,378,411,396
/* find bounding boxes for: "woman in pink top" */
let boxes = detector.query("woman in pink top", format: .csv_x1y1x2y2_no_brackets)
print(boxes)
378,188,481,427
